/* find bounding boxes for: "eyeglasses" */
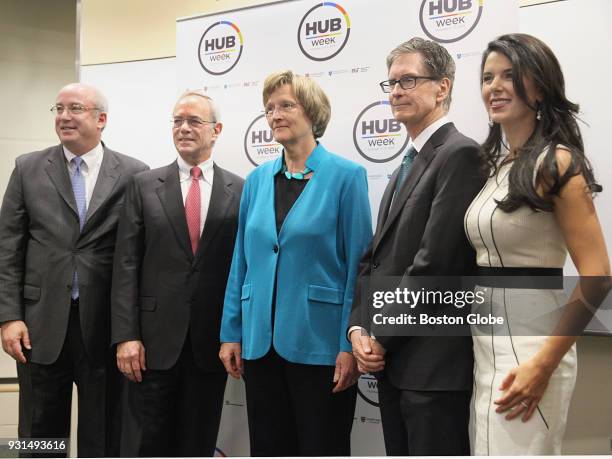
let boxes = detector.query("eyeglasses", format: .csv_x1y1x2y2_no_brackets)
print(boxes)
264,102,299,117
172,117,215,129
379,75,437,93
50,104,101,115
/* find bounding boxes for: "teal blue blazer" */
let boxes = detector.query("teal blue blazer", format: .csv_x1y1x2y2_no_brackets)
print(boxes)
220,143,372,365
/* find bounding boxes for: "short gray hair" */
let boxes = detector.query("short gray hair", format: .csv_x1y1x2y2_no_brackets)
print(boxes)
386,37,456,110
90,85,108,113
176,90,221,122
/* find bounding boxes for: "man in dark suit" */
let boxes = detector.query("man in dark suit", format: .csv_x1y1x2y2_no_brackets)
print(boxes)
349,38,486,455
111,91,244,457
0,83,148,456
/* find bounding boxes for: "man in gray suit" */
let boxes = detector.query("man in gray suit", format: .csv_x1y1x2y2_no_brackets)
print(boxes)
0,83,148,456
349,38,485,455
111,91,243,456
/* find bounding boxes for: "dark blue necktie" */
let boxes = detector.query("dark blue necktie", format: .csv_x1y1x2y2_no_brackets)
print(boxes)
70,157,87,299
394,145,417,196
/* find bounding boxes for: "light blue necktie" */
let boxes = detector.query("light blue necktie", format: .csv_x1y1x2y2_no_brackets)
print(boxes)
70,157,87,299
394,145,418,196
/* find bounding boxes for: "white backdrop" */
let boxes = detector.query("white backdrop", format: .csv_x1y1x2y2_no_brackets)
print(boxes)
174,0,518,455
78,0,612,456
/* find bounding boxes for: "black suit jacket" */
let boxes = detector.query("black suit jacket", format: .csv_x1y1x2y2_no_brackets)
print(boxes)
111,161,244,372
349,122,486,391
0,144,148,364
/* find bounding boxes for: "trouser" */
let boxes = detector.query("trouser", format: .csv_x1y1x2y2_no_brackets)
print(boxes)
243,347,357,457
377,376,471,456
120,336,227,457
17,303,121,457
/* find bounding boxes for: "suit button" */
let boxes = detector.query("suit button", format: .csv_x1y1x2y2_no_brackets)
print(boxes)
273,245,279,253
372,262,379,269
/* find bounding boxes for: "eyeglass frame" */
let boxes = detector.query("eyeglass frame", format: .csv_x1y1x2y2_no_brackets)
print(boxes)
379,75,438,93
171,117,217,129
263,102,300,117
50,103,103,115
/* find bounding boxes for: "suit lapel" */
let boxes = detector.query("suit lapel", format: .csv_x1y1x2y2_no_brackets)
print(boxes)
44,145,79,217
156,162,193,261
194,164,235,264
375,123,454,251
84,147,120,226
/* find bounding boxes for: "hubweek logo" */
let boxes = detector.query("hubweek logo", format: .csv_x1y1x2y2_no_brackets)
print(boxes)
357,374,379,407
244,114,282,167
297,2,351,61
353,101,409,163
198,20,244,75
420,0,484,43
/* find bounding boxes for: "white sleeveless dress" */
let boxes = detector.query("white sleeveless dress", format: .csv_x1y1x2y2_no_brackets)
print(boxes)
463,153,577,455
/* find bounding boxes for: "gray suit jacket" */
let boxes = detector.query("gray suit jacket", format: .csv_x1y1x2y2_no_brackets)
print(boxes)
349,122,486,391
111,162,243,371
0,144,148,364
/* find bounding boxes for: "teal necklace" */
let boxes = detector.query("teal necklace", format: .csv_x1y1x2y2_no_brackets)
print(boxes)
282,164,312,180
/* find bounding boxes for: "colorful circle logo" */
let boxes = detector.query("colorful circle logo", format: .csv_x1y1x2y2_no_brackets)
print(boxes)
198,21,244,75
243,114,282,167
297,3,351,61
419,0,484,43
353,101,409,163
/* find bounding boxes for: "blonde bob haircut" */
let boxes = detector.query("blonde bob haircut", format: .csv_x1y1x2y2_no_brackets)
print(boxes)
262,70,331,139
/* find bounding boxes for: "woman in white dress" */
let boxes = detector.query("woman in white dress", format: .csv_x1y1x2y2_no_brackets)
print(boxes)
464,33,610,454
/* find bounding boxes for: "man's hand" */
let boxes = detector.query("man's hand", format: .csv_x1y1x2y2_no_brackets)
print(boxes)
350,328,385,374
117,340,146,382
332,351,360,393
219,342,243,379
1,320,31,363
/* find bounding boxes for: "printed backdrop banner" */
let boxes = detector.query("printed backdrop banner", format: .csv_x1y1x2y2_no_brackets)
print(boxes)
176,0,519,455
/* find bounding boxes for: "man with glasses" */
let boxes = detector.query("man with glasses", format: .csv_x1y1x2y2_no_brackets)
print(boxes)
0,82,148,456
348,38,486,455
111,90,243,456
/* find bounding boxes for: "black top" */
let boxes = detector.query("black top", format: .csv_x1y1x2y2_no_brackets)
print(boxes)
274,172,309,234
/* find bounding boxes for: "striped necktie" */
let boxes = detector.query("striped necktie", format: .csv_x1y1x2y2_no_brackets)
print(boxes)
70,156,87,299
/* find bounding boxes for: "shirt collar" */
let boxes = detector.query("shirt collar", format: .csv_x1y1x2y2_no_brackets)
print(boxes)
177,155,214,183
63,143,104,169
410,115,450,153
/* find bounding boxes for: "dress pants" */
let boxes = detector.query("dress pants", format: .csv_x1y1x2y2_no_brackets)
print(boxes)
377,376,471,456
243,347,357,457
17,303,121,458
120,335,227,457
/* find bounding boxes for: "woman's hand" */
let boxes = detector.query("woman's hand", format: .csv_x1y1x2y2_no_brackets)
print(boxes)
219,342,243,379
332,351,360,393
494,356,555,422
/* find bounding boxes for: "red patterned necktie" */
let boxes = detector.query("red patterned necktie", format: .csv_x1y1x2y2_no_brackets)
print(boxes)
185,166,201,254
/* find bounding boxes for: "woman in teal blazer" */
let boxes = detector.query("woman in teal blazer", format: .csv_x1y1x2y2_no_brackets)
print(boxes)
220,71,372,456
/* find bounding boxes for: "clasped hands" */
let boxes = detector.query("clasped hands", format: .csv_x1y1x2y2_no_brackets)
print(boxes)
349,329,386,374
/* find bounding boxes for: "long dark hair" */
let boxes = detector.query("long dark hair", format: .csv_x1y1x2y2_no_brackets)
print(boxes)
480,33,600,212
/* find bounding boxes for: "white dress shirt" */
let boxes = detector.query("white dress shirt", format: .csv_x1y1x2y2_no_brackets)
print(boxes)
177,155,214,236
63,143,104,208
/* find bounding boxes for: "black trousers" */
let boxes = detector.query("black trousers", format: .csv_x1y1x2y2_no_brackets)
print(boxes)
377,376,471,456
243,347,357,457
17,304,121,458
120,336,227,457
